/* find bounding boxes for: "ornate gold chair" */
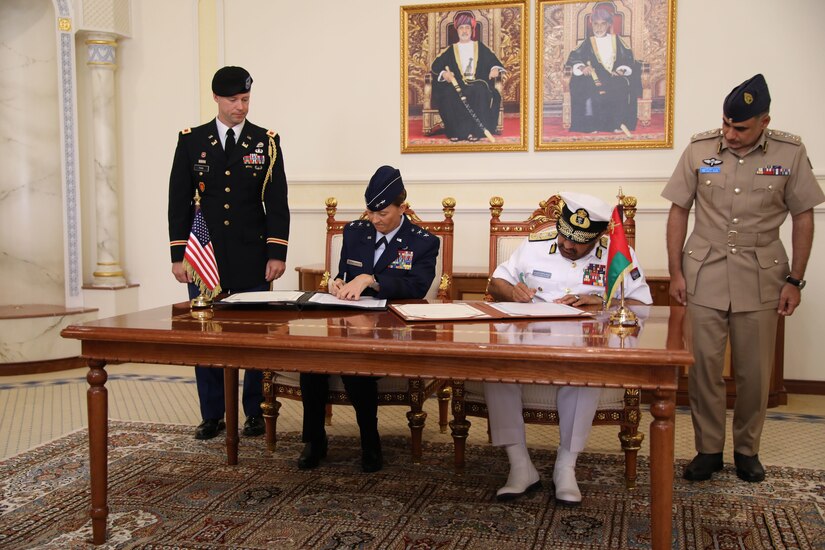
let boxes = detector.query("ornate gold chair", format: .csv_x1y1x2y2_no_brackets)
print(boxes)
450,194,644,488
422,16,505,136
262,197,456,462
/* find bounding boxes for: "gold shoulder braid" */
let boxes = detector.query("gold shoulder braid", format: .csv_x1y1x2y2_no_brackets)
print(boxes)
261,133,278,201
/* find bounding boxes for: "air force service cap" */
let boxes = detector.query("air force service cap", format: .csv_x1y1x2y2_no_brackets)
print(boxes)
212,66,253,97
365,165,405,212
556,192,612,244
723,74,771,123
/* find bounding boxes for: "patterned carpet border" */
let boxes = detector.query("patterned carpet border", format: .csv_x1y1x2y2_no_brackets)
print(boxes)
1,421,824,549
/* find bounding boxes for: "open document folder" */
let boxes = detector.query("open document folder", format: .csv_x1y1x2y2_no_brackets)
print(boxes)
218,290,387,310
390,301,592,322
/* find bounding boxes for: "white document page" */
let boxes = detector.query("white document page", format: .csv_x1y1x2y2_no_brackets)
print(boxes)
220,290,305,303
488,301,587,317
307,293,387,309
393,303,490,320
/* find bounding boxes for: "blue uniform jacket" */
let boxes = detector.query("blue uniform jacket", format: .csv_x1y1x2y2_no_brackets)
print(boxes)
335,216,439,300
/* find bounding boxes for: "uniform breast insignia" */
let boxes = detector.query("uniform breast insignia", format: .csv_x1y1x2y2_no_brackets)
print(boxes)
691,128,722,142
346,259,363,267
529,227,557,242
243,153,266,168
756,165,790,176
531,270,552,279
193,164,210,172
582,264,606,287
702,157,723,166
181,127,191,135
390,250,414,270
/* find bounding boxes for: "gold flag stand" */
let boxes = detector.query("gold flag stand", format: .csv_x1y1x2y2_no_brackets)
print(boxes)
187,189,215,310
609,188,637,329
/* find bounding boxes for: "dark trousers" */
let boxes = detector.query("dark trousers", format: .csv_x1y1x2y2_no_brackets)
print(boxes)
188,282,267,420
299,373,380,449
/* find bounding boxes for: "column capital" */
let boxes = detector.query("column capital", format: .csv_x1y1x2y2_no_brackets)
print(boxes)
85,32,118,68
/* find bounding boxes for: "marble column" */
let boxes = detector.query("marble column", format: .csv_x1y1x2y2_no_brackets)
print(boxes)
0,0,66,306
86,32,126,286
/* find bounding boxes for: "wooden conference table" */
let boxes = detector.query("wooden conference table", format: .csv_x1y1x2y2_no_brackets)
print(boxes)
62,301,692,548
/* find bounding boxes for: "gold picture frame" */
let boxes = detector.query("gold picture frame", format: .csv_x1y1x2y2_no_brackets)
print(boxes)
534,0,676,150
401,0,529,153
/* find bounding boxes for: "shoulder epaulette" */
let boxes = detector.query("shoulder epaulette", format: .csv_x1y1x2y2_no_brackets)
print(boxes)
266,129,277,138
691,128,721,142
599,235,609,248
409,225,433,238
181,127,192,135
766,129,802,145
529,227,557,242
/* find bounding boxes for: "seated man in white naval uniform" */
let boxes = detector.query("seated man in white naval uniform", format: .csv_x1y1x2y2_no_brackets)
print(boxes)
484,192,652,505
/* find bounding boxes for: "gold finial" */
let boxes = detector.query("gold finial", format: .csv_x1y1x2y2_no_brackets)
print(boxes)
442,197,456,219
490,196,504,219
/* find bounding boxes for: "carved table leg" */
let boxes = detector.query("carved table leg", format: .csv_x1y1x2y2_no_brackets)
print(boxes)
87,360,108,545
406,377,426,463
437,384,452,434
649,388,675,550
449,380,470,474
261,370,280,452
224,368,239,465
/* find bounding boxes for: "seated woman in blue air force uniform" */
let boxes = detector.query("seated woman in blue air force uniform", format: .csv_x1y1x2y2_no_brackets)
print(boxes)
298,166,440,474
484,192,652,505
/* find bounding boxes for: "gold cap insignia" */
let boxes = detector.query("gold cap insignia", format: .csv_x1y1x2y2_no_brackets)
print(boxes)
743,92,753,105
571,208,591,229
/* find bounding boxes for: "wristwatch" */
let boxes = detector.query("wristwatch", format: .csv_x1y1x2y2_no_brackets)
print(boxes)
785,275,806,290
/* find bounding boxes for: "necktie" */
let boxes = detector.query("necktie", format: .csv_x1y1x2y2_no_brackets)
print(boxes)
375,236,388,250
225,128,235,158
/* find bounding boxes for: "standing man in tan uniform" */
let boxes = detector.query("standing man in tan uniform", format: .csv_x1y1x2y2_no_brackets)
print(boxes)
662,74,824,482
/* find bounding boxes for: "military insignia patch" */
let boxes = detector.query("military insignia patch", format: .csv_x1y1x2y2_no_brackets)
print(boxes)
703,157,723,166
630,267,641,280
582,264,606,287
346,259,363,267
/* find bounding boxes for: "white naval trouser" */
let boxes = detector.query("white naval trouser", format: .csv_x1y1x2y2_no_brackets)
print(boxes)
483,383,601,453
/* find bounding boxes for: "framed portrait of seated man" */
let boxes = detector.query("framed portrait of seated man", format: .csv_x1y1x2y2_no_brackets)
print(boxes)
401,1,529,153
535,0,676,151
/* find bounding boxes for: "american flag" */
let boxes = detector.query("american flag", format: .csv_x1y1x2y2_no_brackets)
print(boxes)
183,207,221,293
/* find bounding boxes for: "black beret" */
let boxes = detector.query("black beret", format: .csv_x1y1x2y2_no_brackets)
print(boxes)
723,74,771,123
365,166,405,212
211,66,253,97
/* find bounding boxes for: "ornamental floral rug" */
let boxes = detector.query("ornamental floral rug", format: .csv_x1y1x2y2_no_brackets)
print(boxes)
1,421,823,549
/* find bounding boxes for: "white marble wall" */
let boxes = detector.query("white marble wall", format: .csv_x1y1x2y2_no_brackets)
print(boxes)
0,0,65,306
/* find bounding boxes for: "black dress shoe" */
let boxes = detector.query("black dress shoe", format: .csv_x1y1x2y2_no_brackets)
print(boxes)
297,439,328,470
194,419,225,440
242,415,265,437
683,452,723,481
734,452,765,482
361,446,383,473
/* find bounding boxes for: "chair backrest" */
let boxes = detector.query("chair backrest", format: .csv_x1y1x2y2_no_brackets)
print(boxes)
321,197,456,300
487,193,637,277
